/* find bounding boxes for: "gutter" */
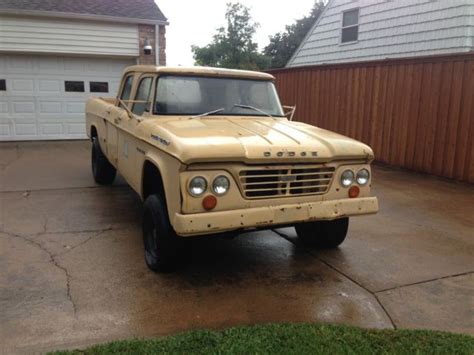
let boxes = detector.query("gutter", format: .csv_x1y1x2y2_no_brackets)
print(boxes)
155,24,160,66
0,9,169,26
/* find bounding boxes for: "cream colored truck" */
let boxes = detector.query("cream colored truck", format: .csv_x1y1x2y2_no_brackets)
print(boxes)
85,65,379,272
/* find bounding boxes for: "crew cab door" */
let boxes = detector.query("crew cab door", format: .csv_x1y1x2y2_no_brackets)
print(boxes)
117,75,155,190
107,74,134,166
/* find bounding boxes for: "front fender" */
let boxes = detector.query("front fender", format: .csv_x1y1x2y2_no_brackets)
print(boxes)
140,146,186,224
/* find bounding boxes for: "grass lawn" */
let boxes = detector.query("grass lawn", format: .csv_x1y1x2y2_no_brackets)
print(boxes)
52,323,474,354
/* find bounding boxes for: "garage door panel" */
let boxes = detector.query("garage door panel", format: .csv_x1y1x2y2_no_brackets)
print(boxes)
0,123,11,137
0,54,135,140
66,123,86,135
37,57,61,72
7,57,34,71
11,79,35,93
38,79,61,93
15,122,38,136
39,101,62,114
65,101,85,114
12,101,36,114
0,100,8,113
40,123,63,136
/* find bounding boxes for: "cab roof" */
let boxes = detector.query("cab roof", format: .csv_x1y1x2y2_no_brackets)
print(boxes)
123,65,275,81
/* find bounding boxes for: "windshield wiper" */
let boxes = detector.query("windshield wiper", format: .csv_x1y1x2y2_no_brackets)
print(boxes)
233,104,277,120
190,108,225,119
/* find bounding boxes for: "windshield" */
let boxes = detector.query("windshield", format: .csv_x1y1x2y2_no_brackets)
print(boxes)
154,75,284,117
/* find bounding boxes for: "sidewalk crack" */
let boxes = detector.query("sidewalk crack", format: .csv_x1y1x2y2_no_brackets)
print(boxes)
1,230,78,317
374,270,474,294
272,228,398,329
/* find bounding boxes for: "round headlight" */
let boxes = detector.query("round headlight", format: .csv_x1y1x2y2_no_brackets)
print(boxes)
188,176,207,196
356,169,370,185
212,175,230,195
341,170,355,187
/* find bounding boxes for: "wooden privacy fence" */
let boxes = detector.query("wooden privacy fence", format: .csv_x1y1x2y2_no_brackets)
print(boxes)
270,53,474,183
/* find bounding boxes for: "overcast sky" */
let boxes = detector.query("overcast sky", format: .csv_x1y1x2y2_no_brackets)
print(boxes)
156,0,317,66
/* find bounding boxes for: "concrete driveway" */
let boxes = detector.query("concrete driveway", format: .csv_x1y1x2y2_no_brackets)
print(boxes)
1,141,473,353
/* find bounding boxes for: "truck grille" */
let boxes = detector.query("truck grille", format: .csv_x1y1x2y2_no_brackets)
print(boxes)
239,165,335,199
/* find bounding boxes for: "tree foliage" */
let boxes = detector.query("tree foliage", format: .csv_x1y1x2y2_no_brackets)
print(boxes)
264,1,325,68
192,3,270,70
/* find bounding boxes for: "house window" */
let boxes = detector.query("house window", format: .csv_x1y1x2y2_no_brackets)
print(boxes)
341,8,359,43
65,81,85,92
90,82,109,93
0,79,6,91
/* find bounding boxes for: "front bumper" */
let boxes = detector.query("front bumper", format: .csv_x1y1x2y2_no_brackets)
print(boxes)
173,197,379,236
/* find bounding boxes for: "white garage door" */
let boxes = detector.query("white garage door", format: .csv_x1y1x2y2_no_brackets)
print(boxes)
0,54,136,141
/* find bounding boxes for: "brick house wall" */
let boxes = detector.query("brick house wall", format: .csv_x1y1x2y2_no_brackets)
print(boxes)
138,24,166,65
158,25,166,66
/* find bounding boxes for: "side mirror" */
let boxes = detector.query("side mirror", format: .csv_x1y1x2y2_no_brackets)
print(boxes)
117,98,135,120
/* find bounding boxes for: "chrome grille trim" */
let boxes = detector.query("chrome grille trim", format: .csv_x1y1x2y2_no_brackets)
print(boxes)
239,165,335,199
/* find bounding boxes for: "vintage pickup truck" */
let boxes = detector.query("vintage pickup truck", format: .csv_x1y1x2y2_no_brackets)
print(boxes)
85,65,378,271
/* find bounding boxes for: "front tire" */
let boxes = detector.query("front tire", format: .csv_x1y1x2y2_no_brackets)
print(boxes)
143,194,182,272
295,218,349,248
91,137,116,185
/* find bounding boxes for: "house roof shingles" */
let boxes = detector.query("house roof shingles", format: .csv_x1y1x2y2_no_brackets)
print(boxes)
0,0,167,22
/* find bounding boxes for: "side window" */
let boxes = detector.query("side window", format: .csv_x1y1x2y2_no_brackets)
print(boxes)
120,75,134,101
341,8,359,43
132,77,153,115
0,79,6,91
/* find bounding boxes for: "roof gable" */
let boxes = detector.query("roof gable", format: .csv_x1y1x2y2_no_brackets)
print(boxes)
0,0,167,23
287,0,474,67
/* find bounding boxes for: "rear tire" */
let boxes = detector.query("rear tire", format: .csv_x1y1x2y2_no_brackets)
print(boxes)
91,137,116,185
295,218,349,248
143,194,183,272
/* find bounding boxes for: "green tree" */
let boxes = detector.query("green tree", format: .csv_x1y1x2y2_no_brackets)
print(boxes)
264,1,325,68
192,3,270,70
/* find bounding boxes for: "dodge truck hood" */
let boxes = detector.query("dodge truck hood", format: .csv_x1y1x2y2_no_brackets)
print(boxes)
136,116,374,164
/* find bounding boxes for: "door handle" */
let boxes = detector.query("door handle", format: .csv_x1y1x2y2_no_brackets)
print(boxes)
114,117,121,124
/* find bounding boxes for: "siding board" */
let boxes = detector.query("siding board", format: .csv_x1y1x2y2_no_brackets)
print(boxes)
272,53,474,183
0,15,138,57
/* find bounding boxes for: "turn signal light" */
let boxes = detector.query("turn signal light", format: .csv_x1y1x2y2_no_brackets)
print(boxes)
202,195,217,210
349,185,360,198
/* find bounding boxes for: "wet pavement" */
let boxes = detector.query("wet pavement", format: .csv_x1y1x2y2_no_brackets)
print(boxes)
1,141,473,353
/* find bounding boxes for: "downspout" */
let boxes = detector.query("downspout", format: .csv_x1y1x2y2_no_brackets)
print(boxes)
155,24,160,66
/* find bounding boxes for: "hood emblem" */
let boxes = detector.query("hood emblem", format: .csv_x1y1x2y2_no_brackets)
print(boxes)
263,151,317,158
151,134,170,146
